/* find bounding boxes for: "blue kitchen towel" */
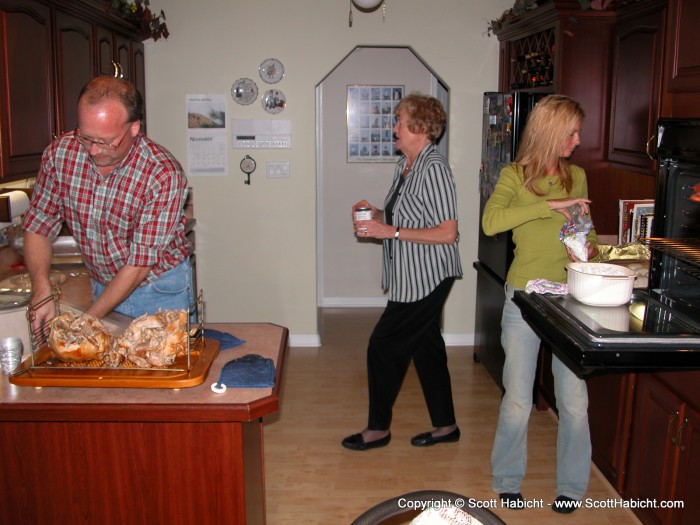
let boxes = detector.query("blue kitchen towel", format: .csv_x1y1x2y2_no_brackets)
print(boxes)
211,354,275,392
203,328,246,350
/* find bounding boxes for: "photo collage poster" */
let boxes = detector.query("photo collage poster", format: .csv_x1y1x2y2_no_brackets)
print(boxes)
347,85,404,162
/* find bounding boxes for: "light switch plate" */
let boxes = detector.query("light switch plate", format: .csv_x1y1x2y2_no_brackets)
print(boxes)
267,161,290,178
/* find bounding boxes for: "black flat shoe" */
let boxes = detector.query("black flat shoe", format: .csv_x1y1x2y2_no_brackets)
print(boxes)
410,427,460,447
341,432,391,451
499,492,525,509
552,495,579,514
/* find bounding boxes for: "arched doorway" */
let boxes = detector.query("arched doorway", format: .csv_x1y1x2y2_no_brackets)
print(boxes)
316,46,449,310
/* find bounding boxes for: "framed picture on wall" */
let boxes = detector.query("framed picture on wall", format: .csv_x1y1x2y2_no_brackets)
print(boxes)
346,84,403,163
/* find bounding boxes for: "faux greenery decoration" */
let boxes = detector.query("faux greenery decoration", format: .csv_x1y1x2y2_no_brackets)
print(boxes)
111,0,169,41
486,0,646,36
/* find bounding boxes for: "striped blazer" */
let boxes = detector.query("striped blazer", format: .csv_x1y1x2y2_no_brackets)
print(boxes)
381,144,462,302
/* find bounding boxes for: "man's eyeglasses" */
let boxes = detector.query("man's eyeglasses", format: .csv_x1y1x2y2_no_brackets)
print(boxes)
74,125,131,151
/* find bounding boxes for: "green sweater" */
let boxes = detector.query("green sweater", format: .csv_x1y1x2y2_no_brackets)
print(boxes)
482,163,598,288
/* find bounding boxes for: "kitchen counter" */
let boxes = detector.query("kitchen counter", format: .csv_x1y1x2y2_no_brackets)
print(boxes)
1,322,287,411
0,249,288,524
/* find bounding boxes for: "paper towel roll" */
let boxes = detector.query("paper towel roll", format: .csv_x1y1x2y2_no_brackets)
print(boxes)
3,191,30,218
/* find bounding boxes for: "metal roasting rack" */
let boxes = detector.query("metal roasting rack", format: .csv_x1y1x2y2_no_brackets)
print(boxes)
642,238,700,267
23,288,206,373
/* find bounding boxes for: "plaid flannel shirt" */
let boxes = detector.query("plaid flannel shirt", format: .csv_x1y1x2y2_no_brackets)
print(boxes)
24,133,192,285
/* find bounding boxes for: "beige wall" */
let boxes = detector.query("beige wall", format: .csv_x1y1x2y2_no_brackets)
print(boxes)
143,0,513,345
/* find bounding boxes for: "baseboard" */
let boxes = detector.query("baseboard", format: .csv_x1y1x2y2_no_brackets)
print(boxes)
289,332,474,347
320,297,388,307
289,333,322,347
443,333,475,346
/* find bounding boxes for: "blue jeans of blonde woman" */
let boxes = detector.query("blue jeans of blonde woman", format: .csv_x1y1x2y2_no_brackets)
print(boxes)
491,284,591,500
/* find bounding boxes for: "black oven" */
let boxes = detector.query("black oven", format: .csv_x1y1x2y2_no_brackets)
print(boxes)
514,118,700,376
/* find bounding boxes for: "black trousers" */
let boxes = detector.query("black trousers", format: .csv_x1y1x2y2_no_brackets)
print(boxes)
367,278,456,430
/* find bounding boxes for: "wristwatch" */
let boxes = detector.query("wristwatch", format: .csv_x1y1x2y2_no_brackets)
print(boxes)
394,227,400,239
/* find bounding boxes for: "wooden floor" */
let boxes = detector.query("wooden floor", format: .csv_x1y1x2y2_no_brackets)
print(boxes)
264,308,642,524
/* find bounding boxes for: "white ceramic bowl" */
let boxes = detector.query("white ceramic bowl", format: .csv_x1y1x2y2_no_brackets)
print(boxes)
566,262,638,307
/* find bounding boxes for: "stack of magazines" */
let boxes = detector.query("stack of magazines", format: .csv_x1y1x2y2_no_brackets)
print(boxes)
618,199,655,244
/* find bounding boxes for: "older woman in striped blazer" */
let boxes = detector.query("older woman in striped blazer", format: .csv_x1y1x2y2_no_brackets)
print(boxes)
342,93,463,451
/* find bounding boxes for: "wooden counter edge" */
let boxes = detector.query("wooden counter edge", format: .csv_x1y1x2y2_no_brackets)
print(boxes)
0,325,289,423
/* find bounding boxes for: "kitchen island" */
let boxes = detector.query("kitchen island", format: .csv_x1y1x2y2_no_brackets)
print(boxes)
0,247,287,524
0,322,287,525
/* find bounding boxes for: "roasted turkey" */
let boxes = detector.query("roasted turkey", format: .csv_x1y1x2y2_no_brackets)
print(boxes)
48,312,115,363
115,310,188,368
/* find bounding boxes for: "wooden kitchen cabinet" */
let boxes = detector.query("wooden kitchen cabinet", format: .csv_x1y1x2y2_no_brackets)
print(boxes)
496,1,624,235
0,0,54,182
587,372,636,492
625,373,700,525
96,26,146,126
96,26,145,88
661,0,700,117
55,10,95,135
0,0,145,183
607,0,666,173
0,322,288,525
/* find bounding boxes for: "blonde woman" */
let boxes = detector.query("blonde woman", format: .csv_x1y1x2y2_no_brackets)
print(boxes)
482,95,599,514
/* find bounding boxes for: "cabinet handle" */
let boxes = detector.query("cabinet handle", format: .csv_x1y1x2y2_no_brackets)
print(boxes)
675,418,688,452
112,61,123,79
668,411,679,441
646,134,656,160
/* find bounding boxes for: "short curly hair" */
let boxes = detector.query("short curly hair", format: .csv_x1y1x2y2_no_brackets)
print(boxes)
395,93,446,143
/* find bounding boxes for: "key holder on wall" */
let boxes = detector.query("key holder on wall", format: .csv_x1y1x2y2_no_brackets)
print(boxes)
240,155,256,185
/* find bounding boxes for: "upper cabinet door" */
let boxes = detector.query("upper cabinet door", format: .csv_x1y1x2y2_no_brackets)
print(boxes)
131,41,146,127
607,1,666,174
96,25,116,77
54,10,94,135
0,0,54,180
666,0,700,93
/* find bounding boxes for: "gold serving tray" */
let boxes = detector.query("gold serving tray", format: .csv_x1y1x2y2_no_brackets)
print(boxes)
9,338,220,389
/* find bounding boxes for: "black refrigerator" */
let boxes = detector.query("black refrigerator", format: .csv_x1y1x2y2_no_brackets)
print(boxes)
473,92,536,389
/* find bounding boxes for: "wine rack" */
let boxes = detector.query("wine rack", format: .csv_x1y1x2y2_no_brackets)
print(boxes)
507,28,555,90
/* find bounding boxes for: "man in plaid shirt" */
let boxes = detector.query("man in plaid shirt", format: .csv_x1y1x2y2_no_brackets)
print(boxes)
23,77,193,333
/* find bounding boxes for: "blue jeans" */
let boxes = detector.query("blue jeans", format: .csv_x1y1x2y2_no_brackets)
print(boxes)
491,284,591,500
91,259,196,321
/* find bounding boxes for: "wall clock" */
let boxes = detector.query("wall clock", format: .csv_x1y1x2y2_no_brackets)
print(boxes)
262,89,286,114
259,58,284,84
231,78,258,105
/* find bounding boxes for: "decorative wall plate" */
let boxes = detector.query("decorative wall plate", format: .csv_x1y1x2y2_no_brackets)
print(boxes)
259,58,284,84
261,89,286,114
231,78,258,105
